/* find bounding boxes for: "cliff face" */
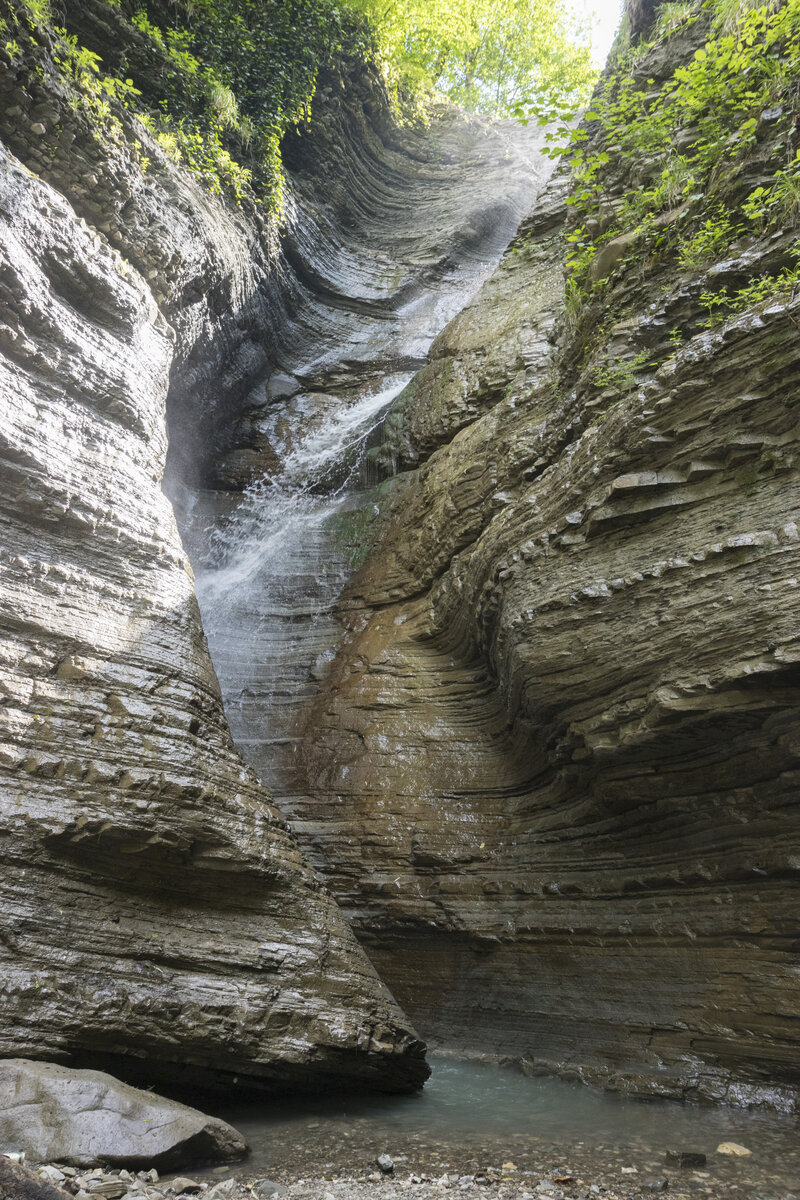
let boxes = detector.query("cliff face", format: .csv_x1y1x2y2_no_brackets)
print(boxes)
278,12,800,1109
0,0,551,1095
4,0,799,1115
0,133,432,1093
0,0,509,1094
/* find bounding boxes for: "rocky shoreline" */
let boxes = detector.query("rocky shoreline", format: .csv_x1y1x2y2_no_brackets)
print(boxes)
6,1153,789,1200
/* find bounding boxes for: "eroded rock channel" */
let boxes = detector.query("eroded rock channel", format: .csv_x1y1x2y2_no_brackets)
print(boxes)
1,0,799,1148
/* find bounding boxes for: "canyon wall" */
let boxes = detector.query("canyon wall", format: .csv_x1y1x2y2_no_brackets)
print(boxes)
279,10,800,1109
3,0,799,1115
0,0,537,1095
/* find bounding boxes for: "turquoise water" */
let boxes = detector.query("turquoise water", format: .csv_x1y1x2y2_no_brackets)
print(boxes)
204,1056,800,1196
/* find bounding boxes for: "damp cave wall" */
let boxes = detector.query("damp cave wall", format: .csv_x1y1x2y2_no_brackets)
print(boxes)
1,0,799,1114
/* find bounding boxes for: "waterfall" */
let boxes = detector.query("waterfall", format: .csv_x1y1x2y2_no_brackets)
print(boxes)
188,372,411,797
176,116,549,806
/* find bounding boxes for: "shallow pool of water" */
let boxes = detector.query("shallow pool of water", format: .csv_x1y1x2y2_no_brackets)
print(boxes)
201,1056,800,1196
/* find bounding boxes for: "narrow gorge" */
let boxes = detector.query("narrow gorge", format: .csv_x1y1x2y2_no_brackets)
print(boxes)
1,0,800,1189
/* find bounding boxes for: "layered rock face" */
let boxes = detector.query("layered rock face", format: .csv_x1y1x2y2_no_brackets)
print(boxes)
0,0,548,1097
278,27,800,1109
179,113,549,811
0,140,427,1094
0,0,524,1093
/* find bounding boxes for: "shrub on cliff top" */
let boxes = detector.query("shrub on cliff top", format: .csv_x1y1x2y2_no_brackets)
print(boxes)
6,0,595,211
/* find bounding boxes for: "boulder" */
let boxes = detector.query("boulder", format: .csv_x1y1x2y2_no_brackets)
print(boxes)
0,1156,71,1200
0,1060,248,1170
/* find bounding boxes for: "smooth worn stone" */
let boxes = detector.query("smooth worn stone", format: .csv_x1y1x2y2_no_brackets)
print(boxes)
377,1155,395,1175
664,1152,706,1169
266,373,302,402
715,1143,751,1156
0,1060,247,1169
38,1168,68,1186
84,1183,127,1199
206,1183,240,1200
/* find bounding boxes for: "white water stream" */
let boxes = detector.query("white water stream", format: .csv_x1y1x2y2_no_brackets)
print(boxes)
197,373,410,603
184,239,510,797
187,371,412,790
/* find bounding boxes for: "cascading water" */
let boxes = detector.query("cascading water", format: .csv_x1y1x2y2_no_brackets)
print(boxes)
179,155,542,804
187,371,412,794
168,110,555,809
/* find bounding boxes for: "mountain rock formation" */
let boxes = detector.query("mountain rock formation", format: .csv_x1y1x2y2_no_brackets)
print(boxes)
0,0,534,1095
2,0,799,1115
273,10,800,1110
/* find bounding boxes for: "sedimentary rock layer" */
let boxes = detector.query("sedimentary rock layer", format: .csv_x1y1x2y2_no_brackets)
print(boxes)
0,0,544,1095
0,141,428,1093
282,59,800,1110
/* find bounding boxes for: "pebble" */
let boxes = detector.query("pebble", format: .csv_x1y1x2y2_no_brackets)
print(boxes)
38,1165,67,1185
716,1142,751,1156
377,1154,395,1175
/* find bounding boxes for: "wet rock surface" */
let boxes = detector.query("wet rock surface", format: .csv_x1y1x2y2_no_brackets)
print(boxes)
0,0,546,1100
0,1061,247,1169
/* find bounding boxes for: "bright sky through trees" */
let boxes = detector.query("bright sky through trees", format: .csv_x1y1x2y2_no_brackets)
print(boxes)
349,0,603,115
573,0,624,66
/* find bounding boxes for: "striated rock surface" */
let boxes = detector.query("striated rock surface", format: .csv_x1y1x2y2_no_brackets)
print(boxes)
0,139,427,1094
0,1157,71,1200
0,1059,247,1168
0,0,546,1097
275,21,800,1110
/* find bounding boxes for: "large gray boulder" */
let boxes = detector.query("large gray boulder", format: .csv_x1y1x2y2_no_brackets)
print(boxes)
0,1060,248,1169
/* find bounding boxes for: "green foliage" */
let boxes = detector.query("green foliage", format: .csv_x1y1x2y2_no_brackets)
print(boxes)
653,0,701,37
6,0,363,211
591,347,655,392
547,0,800,325
708,0,780,33
8,0,596,211
698,244,800,325
348,0,596,116
117,0,354,208
54,31,141,141
677,210,739,268
744,153,800,225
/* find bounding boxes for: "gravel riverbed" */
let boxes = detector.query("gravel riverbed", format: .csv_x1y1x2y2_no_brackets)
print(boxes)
33,1151,797,1200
